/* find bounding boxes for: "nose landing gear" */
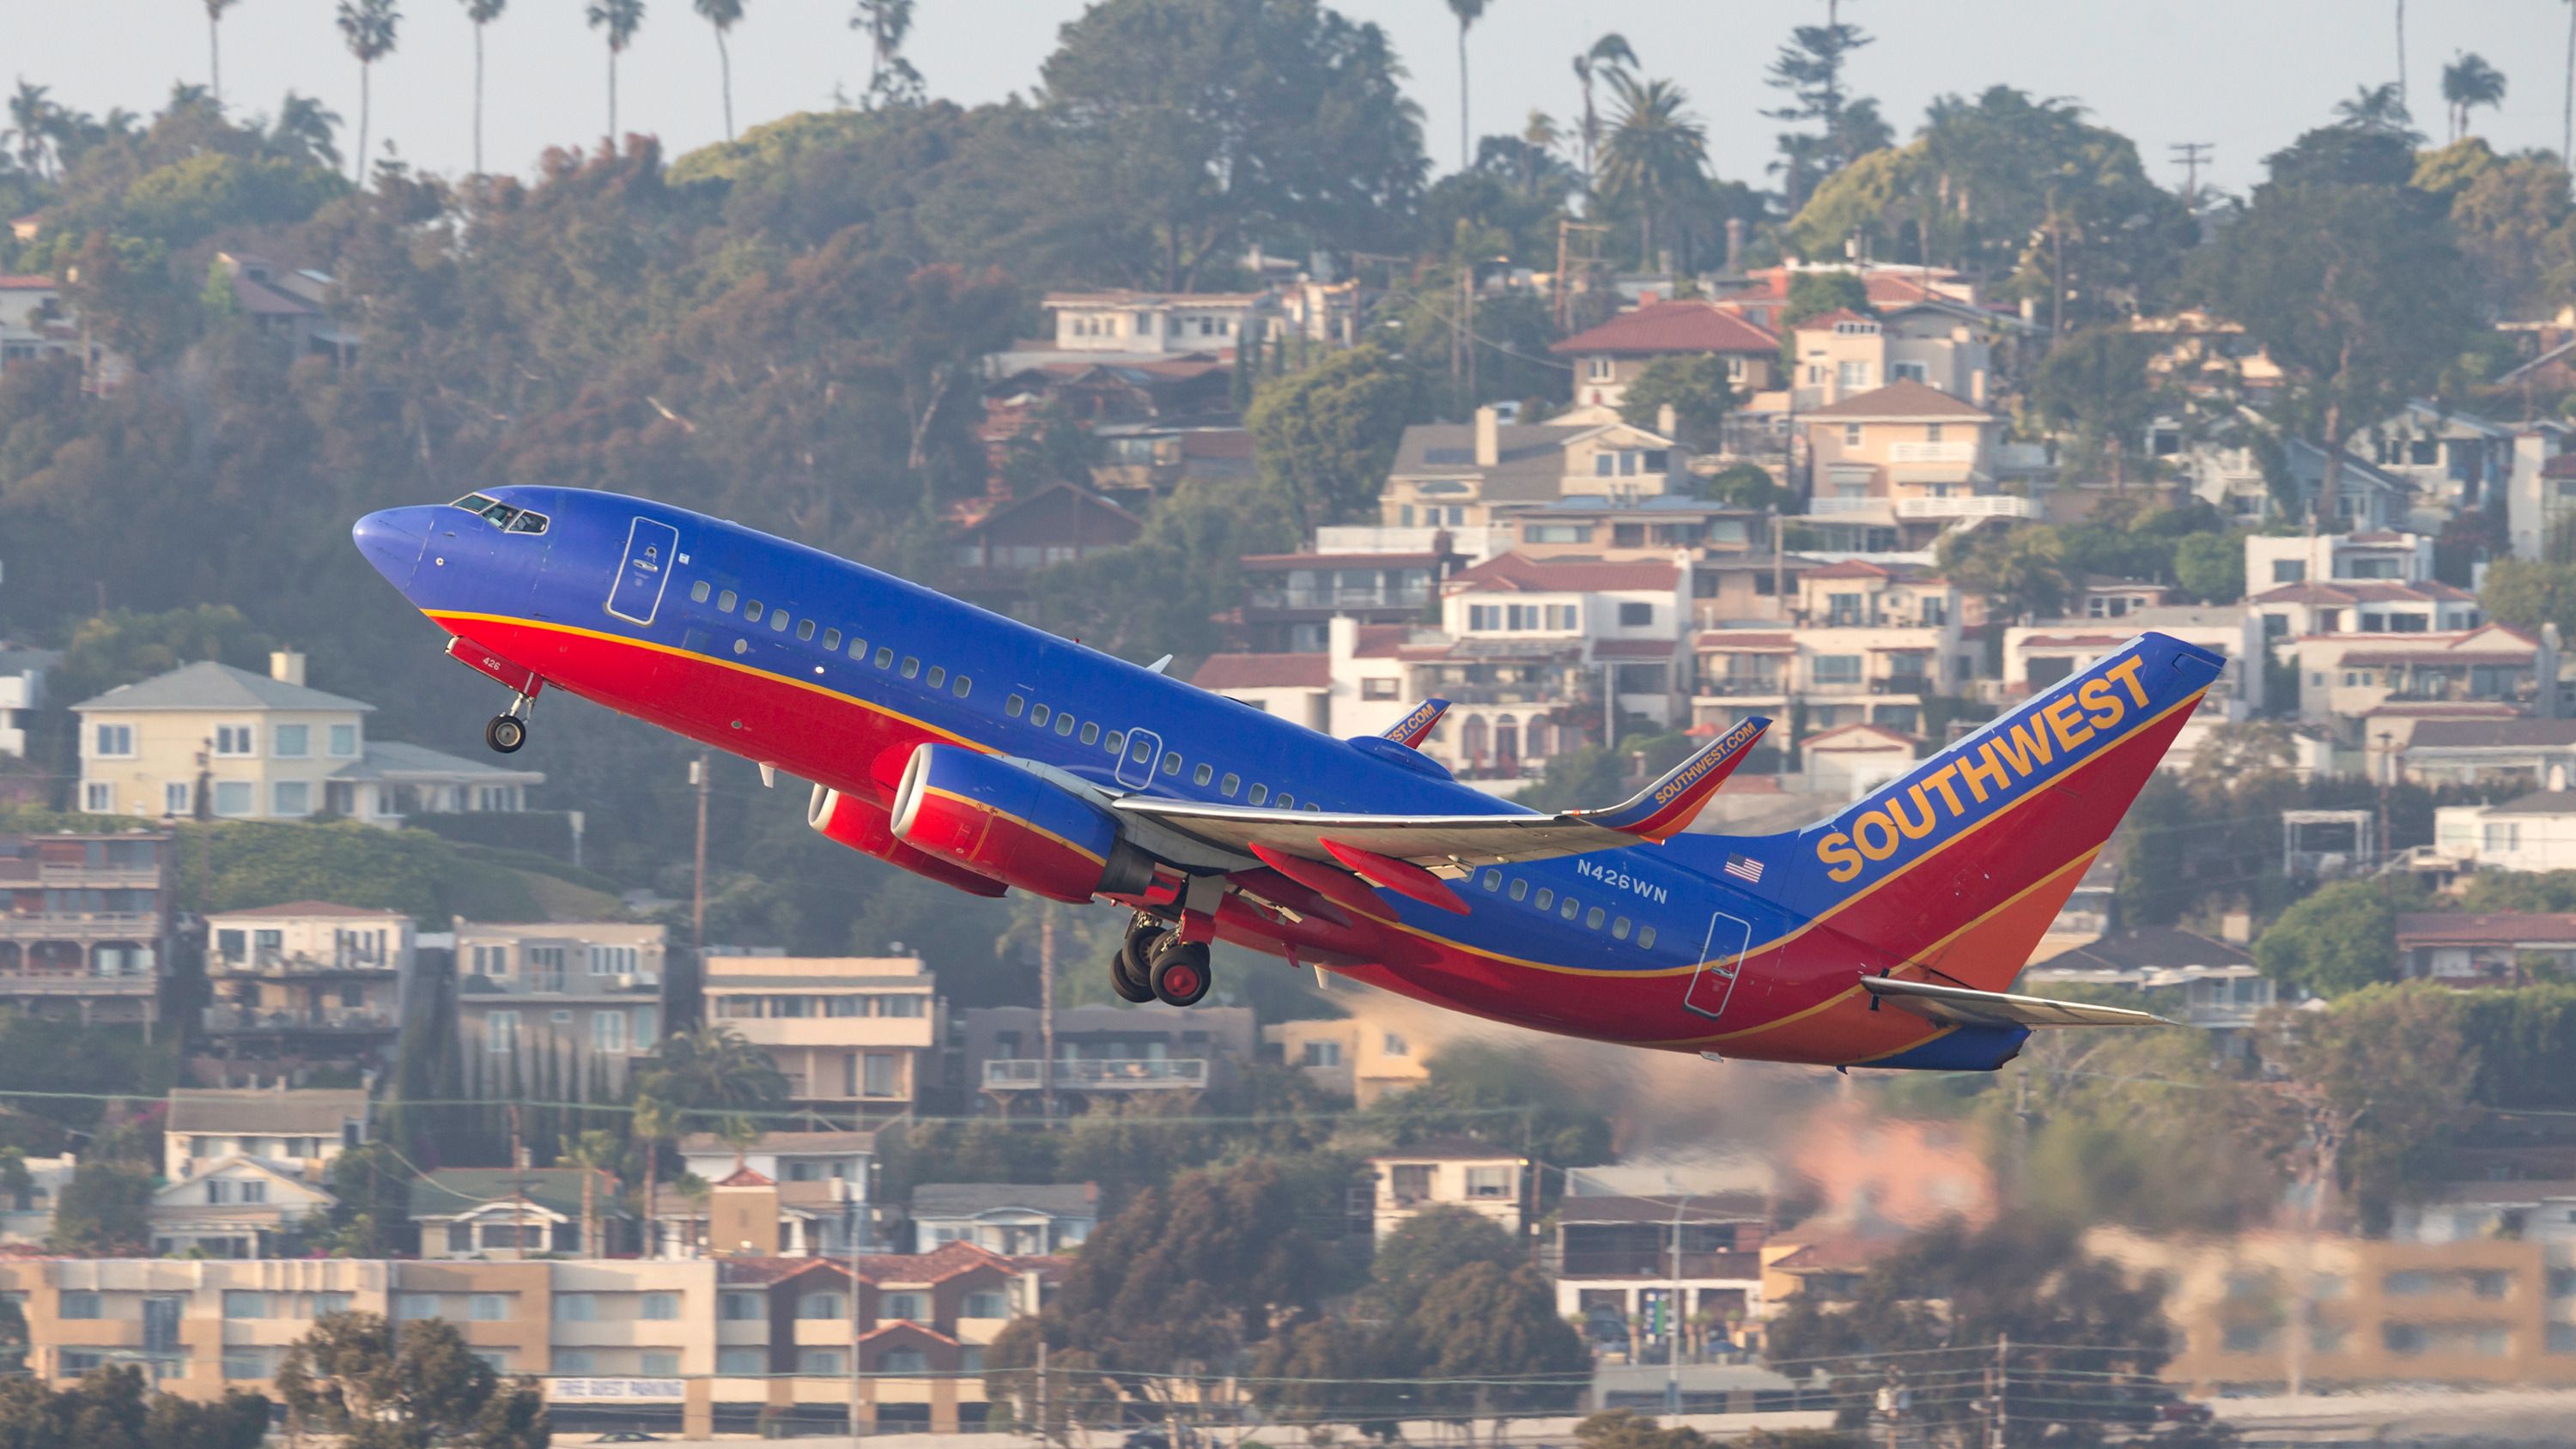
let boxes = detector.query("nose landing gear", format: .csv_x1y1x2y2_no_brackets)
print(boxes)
484,688,536,755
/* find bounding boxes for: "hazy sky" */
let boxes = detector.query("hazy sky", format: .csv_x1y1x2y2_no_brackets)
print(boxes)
12,0,2576,203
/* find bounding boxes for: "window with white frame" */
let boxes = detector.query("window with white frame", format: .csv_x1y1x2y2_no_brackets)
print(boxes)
273,724,309,758
214,724,255,756
591,1011,627,1053
164,782,191,815
486,1010,519,1055
330,724,358,757
274,781,311,816
82,783,112,813
92,724,134,757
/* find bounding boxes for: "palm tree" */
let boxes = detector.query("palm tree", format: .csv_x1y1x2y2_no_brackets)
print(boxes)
630,1094,682,1258
335,0,400,185
1444,0,1491,173
694,0,745,142
459,0,506,176
271,91,343,171
852,0,920,107
6,81,57,179
205,0,242,107
561,1128,620,1259
2443,52,2506,143
586,0,647,142
1597,72,1708,269
1571,33,1635,203
2332,81,2415,139
2394,0,2407,111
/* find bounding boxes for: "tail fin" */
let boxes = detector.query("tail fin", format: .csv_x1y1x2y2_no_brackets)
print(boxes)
1575,716,1770,842
1380,699,1449,749
1668,633,2221,991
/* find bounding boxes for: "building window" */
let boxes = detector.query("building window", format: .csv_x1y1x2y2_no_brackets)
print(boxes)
82,783,112,812
58,1292,100,1319
486,1010,519,1055
273,724,310,758
879,1349,927,1373
214,780,252,816
1619,602,1653,627
468,1294,509,1321
720,1292,763,1322
1812,655,1863,685
879,1292,926,1323
641,1351,680,1376
274,781,311,816
222,1349,271,1380
214,724,255,756
863,1052,901,1098
396,1293,440,1319
798,1293,845,1320
556,1294,597,1322
93,724,134,758
1465,1166,1514,1198
1302,1041,1343,1068
641,1292,679,1320
799,1349,845,1376
718,1348,766,1375
963,1290,1008,1319
1389,1164,1434,1203
554,1350,596,1374
592,1012,628,1053
1586,356,1612,381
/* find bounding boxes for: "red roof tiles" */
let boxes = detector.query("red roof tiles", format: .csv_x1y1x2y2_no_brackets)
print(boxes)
1446,554,1680,592
1550,299,1780,357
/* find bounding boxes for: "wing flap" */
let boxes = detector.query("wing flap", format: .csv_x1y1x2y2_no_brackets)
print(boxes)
1860,974,2177,1028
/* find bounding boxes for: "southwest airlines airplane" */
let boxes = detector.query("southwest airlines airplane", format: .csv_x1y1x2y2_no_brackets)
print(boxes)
354,488,2217,1071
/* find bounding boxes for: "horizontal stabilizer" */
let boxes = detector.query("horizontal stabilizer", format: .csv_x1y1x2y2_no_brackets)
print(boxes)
1571,717,1770,841
1860,974,2176,1029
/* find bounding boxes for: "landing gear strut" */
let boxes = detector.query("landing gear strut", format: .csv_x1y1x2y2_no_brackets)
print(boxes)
484,691,534,755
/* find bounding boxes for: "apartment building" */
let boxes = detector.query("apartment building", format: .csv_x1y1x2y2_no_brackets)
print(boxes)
200,901,415,1077
453,920,667,1093
1693,561,1965,738
71,652,541,825
961,1003,1256,1114
1229,545,1451,655
0,646,52,760
1043,288,1261,355
1796,380,2028,554
1999,606,2270,770
163,1088,368,1182
0,830,171,1032
702,955,937,1119
1550,1194,1771,1350
0,1257,392,1390
1366,1142,1528,1239
1783,306,1993,409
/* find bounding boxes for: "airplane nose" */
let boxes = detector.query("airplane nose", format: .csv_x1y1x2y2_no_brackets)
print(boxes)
352,508,430,591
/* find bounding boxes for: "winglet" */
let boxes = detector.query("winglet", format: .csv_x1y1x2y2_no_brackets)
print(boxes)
1572,716,1771,842
1380,699,1450,750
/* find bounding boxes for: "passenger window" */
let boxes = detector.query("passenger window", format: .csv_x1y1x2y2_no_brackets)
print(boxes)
822,628,841,651
1304,803,1322,812
1561,897,1580,921
1193,764,1213,786
1008,694,1026,718
1130,739,1152,762
1586,906,1605,930
1079,723,1100,746
1220,773,1241,797
744,601,763,622
1055,714,1076,737
691,581,711,603
849,637,866,658
927,666,946,688
797,619,815,641
1510,879,1529,901
1534,888,1553,910
953,676,971,698
1613,917,1631,940
1105,731,1125,755
718,590,738,612
1247,784,1268,805
1639,926,1657,949
1275,793,1292,808
1162,754,1182,775
873,647,893,669
769,611,791,633
901,657,920,678
1481,870,1501,892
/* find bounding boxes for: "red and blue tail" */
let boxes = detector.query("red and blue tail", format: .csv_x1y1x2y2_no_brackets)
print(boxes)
1577,715,1771,842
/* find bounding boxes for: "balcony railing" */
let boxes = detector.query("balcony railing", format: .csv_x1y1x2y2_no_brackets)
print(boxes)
0,913,160,942
982,1058,1208,1090
1887,441,1980,464
1554,1250,1764,1280
1895,495,2037,519
203,1005,397,1034
1696,679,1787,697
214,953,398,976
0,972,158,994
1807,497,1883,515
1874,676,1933,696
1244,585,1432,612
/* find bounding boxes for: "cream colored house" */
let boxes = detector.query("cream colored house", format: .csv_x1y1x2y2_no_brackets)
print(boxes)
149,1156,337,1258
1264,1017,1429,1105
1381,407,1687,530
702,956,938,1118
72,652,541,824
1693,561,1965,737
1366,1143,1527,1239
1788,306,1992,409
164,1088,371,1184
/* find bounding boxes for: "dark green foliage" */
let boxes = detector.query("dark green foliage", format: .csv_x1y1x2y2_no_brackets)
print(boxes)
1368,1204,1525,1320
1703,463,1785,511
1783,270,1870,326
49,1160,153,1254
1364,1040,1611,1172
1617,355,1738,446
1245,345,1423,532
277,1312,546,1449
0,1367,268,1449
2253,880,2400,996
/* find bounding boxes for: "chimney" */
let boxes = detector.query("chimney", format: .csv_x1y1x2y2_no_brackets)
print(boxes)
1656,403,1679,440
2553,763,2568,794
1473,406,1500,467
2219,910,2252,945
269,651,306,687
1724,217,1746,276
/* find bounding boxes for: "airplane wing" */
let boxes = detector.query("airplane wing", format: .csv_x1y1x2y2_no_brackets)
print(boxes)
1377,699,1450,749
1112,716,1770,873
1859,974,2177,1028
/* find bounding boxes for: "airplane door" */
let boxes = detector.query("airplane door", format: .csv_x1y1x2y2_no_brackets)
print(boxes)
1115,728,1163,790
1681,911,1753,1021
606,518,681,625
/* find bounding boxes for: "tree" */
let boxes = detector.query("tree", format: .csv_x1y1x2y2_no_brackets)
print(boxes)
2199,124,2474,530
1765,19,1886,212
1039,0,1427,291
1444,0,1489,173
2480,557,2576,635
695,0,746,142
2411,138,2576,319
2284,985,2478,1226
2443,53,2507,142
205,0,244,107
2030,328,2161,486
323,1143,417,1257
7,82,57,179
1617,354,1737,446
460,1,507,175
1704,462,1785,511
50,1159,152,1253
0,1368,268,1449
1598,74,1708,269
1245,343,1419,533
560,1129,623,1263
276,1311,545,1449
586,0,647,141
1409,1261,1590,1419
1571,33,1635,201
1935,524,2071,622
335,0,400,185
2253,879,2399,997
852,0,921,107
1370,1204,1523,1320
2172,531,2245,603
2334,82,2419,141
1367,1040,1611,1171
273,91,345,172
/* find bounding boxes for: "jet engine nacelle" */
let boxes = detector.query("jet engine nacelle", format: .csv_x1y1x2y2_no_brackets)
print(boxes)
889,743,1157,904
806,785,1008,899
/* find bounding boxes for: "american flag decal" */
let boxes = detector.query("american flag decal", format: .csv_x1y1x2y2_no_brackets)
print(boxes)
1723,853,1765,883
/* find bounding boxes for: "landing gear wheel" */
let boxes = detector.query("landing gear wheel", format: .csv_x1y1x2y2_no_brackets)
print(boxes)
1109,943,1155,1003
484,715,528,755
1148,938,1212,1008
1111,917,1168,1003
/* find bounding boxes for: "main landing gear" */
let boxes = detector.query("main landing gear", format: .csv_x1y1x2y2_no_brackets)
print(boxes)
1112,911,1212,1007
484,692,534,755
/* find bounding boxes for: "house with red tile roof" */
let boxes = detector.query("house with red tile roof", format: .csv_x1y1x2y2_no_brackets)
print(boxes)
2286,622,2557,732
1549,298,1781,409
2394,912,2576,986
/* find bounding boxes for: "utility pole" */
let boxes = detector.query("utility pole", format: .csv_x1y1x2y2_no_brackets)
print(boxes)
1992,1332,2008,1449
2169,142,2212,211
1039,905,1057,1123
690,754,710,955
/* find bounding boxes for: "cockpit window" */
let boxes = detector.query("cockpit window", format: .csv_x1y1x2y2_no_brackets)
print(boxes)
447,494,550,535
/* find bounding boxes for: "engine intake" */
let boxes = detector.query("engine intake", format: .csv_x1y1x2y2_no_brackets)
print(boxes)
807,785,1007,898
890,744,1156,903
